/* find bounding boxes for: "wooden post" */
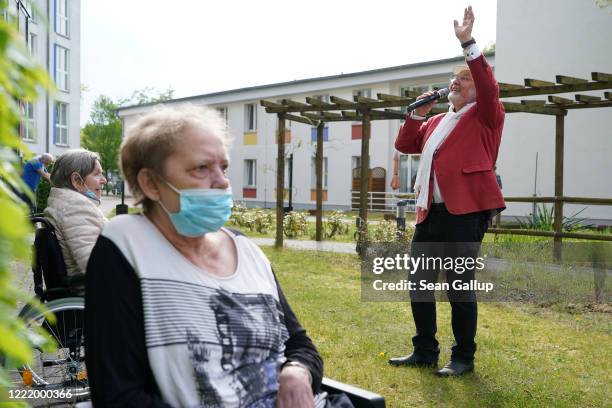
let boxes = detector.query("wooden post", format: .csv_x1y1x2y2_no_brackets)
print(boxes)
553,114,564,261
359,110,371,225
275,115,286,249
315,122,324,241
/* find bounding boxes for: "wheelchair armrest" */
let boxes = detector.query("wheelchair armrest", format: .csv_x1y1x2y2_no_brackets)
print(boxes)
66,273,86,287
41,288,75,302
321,377,385,408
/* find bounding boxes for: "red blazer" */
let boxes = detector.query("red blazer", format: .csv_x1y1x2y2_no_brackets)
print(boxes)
395,54,505,224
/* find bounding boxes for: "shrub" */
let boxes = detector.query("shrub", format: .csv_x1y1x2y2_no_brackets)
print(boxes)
325,210,350,239
517,204,592,232
283,211,308,238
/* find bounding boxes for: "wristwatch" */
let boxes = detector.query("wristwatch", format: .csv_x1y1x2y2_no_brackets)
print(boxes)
282,360,313,385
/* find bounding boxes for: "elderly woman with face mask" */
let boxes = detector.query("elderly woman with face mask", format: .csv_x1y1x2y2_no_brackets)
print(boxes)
44,149,108,276
84,106,323,408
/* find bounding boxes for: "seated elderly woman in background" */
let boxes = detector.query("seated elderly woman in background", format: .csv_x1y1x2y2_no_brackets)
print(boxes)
85,106,323,408
44,149,108,276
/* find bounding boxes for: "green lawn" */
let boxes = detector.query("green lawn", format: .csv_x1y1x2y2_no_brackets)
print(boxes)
264,248,611,408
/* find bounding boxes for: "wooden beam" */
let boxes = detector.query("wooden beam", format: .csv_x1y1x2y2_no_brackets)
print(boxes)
305,97,334,108
548,95,574,104
560,100,612,110
403,90,422,98
575,94,601,103
323,112,342,119
275,116,286,249
284,113,316,126
341,111,359,118
281,99,309,108
315,123,324,242
524,78,556,88
521,100,546,106
503,102,566,116
498,82,527,91
555,75,588,85
354,95,380,103
330,96,353,104
592,72,612,82
377,93,404,101
302,112,324,121
260,100,284,108
499,81,612,98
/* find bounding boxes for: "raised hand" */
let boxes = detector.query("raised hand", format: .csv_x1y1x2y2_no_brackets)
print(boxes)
454,5,474,43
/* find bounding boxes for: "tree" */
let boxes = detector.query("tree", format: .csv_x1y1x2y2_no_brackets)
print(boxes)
81,95,122,186
81,88,174,194
0,0,55,399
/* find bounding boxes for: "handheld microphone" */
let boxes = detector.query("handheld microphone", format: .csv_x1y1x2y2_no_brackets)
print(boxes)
406,88,449,112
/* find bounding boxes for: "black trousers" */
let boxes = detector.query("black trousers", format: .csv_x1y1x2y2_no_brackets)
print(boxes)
408,204,489,363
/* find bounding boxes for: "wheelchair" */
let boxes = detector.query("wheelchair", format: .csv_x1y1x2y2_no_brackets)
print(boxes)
3,215,89,404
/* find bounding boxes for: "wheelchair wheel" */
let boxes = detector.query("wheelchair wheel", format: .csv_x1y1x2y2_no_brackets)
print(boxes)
8,297,89,403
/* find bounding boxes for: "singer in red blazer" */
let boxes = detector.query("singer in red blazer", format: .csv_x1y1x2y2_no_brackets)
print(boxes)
395,53,505,224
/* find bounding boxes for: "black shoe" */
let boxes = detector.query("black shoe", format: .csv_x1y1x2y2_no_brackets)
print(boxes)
388,354,438,368
435,360,474,377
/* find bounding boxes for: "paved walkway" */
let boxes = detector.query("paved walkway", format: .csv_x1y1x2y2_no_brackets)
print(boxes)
250,237,358,254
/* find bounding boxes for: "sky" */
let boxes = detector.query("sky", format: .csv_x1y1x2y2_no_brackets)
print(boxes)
79,0,498,126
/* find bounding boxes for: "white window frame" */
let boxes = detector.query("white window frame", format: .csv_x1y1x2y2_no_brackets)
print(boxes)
55,0,69,37
54,44,69,91
28,32,37,56
23,102,36,142
54,101,68,145
399,154,421,193
244,103,257,131
244,159,257,188
25,0,37,23
311,157,328,189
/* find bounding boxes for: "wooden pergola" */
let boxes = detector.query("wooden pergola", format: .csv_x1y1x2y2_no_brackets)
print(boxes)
261,71,612,260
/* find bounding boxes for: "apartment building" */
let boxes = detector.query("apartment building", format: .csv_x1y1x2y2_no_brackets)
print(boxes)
117,55,467,212
7,0,81,156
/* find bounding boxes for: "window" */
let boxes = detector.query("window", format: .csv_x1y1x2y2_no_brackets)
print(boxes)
244,159,256,188
55,0,69,36
54,45,69,91
311,94,329,104
399,154,420,193
54,101,68,145
244,103,257,131
400,86,429,116
310,127,329,142
311,157,328,189
352,88,371,99
28,32,37,56
431,83,449,110
25,1,37,23
23,102,35,141
216,106,227,122
352,156,361,171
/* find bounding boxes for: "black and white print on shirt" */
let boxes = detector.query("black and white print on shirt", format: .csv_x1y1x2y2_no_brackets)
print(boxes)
143,278,288,408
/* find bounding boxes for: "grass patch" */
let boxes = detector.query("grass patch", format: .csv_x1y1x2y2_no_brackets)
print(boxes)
264,248,611,407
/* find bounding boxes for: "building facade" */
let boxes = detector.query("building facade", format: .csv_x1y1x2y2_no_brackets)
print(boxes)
495,0,612,224
117,55,469,212
117,0,612,223
7,0,81,157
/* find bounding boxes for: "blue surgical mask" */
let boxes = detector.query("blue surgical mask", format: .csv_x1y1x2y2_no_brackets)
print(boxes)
76,174,101,204
157,180,233,237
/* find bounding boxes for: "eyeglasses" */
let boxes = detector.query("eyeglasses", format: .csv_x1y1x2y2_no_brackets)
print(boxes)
450,75,473,83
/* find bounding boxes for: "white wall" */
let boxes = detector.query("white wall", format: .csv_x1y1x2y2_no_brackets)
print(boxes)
495,0,612,221
20,0,81,157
